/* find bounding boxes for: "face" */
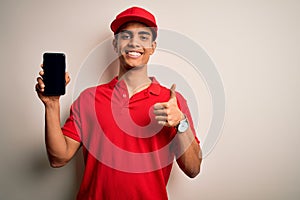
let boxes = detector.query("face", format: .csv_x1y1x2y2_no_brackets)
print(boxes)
113,22,156,69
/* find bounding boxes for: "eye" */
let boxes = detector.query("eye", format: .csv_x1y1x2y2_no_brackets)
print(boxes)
140,35,150,41
120,33,131,40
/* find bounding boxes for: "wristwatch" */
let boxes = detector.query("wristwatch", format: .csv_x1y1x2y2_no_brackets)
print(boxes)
177,115,189,133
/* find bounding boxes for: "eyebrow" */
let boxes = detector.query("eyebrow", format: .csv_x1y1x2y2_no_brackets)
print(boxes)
120,30,151,35
138,31,151,35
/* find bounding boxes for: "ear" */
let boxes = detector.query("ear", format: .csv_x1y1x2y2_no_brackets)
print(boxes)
150,41,157,55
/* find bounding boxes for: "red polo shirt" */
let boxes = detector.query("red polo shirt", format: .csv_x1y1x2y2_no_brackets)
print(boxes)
62,77,198,200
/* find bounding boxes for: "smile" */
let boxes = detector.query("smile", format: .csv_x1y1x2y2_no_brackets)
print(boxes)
125,50,143,58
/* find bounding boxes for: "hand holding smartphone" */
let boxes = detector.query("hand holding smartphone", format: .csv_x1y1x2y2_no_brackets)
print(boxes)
42,53,66,96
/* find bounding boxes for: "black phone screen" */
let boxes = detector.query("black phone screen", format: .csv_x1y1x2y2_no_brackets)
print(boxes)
42,53,66,96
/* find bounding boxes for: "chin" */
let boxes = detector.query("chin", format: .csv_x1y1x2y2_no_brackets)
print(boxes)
126,63,145,69
119,54,148,69
124,60,146,68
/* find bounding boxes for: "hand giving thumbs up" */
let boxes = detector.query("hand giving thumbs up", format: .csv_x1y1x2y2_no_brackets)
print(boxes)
153,84,184,127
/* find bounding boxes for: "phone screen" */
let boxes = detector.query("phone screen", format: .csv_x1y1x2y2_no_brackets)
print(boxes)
42,53,66,96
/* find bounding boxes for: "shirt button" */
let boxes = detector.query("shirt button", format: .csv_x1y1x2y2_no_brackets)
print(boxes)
122,94,127,98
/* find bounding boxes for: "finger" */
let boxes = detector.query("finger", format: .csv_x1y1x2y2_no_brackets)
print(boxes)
39,70,44,76
36,84,42,93
153,110,167,116
35,83,39,92
65,72,71,85
40,64,43,68
155,115,167,121
37,77,44,85
170,84,176,99
36,77,45,92
157,120,168,126
153,103,165,110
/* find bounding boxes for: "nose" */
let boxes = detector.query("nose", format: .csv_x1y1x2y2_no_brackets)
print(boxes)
128,35,141,48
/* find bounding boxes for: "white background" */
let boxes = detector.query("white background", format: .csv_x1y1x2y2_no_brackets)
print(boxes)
0,0,299,199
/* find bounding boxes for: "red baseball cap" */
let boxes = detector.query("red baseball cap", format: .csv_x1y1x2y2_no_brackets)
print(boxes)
110,6,158,40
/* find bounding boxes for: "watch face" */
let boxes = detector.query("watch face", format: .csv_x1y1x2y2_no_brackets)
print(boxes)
178,120,189,133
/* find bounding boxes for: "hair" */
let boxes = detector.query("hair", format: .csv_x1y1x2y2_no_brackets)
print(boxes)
114,21,157,42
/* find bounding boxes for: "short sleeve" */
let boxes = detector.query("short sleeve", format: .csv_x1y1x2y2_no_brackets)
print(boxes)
62,97,82,143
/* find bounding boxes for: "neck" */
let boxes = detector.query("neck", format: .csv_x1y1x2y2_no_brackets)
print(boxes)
118,64,151,97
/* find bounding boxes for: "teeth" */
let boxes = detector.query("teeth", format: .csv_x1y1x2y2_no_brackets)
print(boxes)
127,51,142,57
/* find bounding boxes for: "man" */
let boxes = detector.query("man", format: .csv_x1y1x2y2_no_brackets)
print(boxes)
36,6,202,200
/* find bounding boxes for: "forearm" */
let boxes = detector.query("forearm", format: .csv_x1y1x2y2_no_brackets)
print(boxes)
44,101,69,167
175,127,202,178
152,85,202,177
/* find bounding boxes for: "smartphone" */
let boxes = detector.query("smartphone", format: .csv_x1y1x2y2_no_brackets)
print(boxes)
42,53,66,96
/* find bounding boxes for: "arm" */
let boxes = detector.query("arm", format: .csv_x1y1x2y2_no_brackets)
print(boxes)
174,123,202,178
44,100,81,168
153,84,202,178
36,69,80,168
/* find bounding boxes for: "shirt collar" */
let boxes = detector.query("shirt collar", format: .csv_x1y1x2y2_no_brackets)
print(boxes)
148,77,160,96
108,76,161,96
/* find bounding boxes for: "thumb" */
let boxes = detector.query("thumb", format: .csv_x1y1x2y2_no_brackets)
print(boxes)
170,84,176,99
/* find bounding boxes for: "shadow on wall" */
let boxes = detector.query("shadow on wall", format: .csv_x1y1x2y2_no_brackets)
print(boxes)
23,149,80,200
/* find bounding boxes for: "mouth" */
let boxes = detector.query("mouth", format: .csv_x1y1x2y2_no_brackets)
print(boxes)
124,50,143,58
